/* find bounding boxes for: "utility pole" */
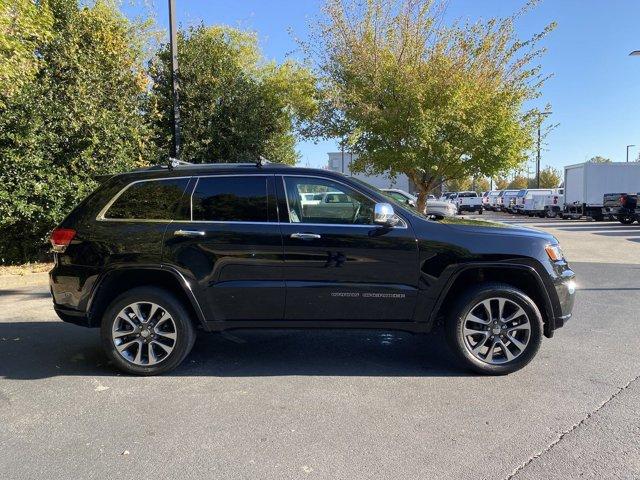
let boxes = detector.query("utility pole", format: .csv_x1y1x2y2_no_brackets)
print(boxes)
168,0,181,159
536,111,552,188
626,144,635,163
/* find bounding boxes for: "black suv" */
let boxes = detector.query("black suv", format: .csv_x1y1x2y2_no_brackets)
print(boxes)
49,163,576,375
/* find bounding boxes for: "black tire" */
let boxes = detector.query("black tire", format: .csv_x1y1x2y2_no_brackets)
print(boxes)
618,215,635,225
100,286,196,375
478,209,483,215
444,282,543,375
546,209,557,219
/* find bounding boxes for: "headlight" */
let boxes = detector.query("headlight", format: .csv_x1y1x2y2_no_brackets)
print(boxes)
544,244,564,262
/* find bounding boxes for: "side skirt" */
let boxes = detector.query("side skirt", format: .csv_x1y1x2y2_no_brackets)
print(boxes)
204,320,426,333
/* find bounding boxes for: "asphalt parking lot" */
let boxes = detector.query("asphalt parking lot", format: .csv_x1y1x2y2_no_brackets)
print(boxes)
1,213,639,480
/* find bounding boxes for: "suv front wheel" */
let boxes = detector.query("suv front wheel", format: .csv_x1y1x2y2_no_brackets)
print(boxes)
445,283,543,375
100,287,196,375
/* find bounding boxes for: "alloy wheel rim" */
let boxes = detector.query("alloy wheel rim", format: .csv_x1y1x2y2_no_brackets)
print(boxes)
111,302,177,366
462,297,531,365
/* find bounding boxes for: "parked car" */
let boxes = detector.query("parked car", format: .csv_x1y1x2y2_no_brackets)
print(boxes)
496,190,520,212
453,191,483,214
515,189,554,215
486,190,502,211
300,192,323,206
440,192,458,202
603,192,638,224
382,188,456,219
49,162,576,376
523,190,563,218
481,191,490,209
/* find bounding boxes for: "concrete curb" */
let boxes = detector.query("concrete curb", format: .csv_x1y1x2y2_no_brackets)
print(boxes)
0,272,50,290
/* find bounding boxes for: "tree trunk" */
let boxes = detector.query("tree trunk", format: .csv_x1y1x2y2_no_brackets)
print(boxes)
407,172,439,214
416,188,429,213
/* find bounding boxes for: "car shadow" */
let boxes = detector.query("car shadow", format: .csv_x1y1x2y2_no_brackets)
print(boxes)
0,321,468,380
0,289,51,299
593,230,640,237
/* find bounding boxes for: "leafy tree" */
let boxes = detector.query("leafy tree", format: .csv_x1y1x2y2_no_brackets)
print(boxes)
475,178,491,193
446,177,472,192
308,0,554,211
0,0,53,105
149,25,317,164
0,0,153,263
538,166,561,188
508,175,528,190
588,155,611,163
494,176,510,190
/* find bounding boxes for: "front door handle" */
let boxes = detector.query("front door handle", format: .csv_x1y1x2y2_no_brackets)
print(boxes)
290,233,321,240
174,229,206,237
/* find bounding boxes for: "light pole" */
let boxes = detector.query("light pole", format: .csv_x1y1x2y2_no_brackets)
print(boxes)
536,111,552,188
626,144,635,163
168,0,181,159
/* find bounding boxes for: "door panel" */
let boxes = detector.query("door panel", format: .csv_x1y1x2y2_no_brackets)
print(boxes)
163,175,285,322
279,176,419,321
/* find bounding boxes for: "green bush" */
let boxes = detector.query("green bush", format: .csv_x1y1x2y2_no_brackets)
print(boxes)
0,0,154,264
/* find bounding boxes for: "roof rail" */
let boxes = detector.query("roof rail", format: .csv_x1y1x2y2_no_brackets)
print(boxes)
167,157,193,171
256,156,270,168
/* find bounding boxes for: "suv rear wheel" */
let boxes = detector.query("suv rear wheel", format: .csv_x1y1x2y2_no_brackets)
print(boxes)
100,287,196,375
445,283,543,375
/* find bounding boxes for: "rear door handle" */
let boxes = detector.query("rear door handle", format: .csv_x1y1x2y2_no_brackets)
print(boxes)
174,230,206,237
290,233,321,240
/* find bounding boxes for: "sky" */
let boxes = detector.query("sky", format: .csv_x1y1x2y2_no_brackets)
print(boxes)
124,0,640,173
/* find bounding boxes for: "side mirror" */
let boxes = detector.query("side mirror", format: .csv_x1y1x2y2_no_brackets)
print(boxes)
374,202,398,226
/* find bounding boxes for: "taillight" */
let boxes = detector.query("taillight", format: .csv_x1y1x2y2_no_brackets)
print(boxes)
620,195,627,206
50,228,76,253
553,196,558,204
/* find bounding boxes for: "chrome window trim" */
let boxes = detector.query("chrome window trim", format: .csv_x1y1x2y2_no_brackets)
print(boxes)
96,176,192,222
96,172,408,228
281,174,408,229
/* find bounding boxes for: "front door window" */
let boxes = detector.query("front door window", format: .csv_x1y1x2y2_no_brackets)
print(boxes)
283,177,375,225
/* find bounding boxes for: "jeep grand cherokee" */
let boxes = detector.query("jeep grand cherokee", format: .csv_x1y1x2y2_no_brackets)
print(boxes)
49,162,576,375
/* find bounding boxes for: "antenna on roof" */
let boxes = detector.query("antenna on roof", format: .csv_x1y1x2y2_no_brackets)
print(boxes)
256,156,270,168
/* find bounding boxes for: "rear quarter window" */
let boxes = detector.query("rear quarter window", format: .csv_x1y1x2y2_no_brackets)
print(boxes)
103,178,190,220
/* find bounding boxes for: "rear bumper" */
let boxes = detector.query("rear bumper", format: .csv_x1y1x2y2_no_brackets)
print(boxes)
54,305,93,328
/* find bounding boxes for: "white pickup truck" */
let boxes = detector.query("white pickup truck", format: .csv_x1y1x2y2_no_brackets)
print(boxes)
453,191,483,214
522,189,564,218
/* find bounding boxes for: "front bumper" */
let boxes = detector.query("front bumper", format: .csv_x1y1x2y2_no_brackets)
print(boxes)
548,269,576,335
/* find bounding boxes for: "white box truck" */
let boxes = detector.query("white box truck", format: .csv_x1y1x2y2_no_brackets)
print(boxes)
563,162,640,220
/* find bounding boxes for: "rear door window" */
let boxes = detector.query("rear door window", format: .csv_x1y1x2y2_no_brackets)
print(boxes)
192,176,274,222
104,178,190,220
